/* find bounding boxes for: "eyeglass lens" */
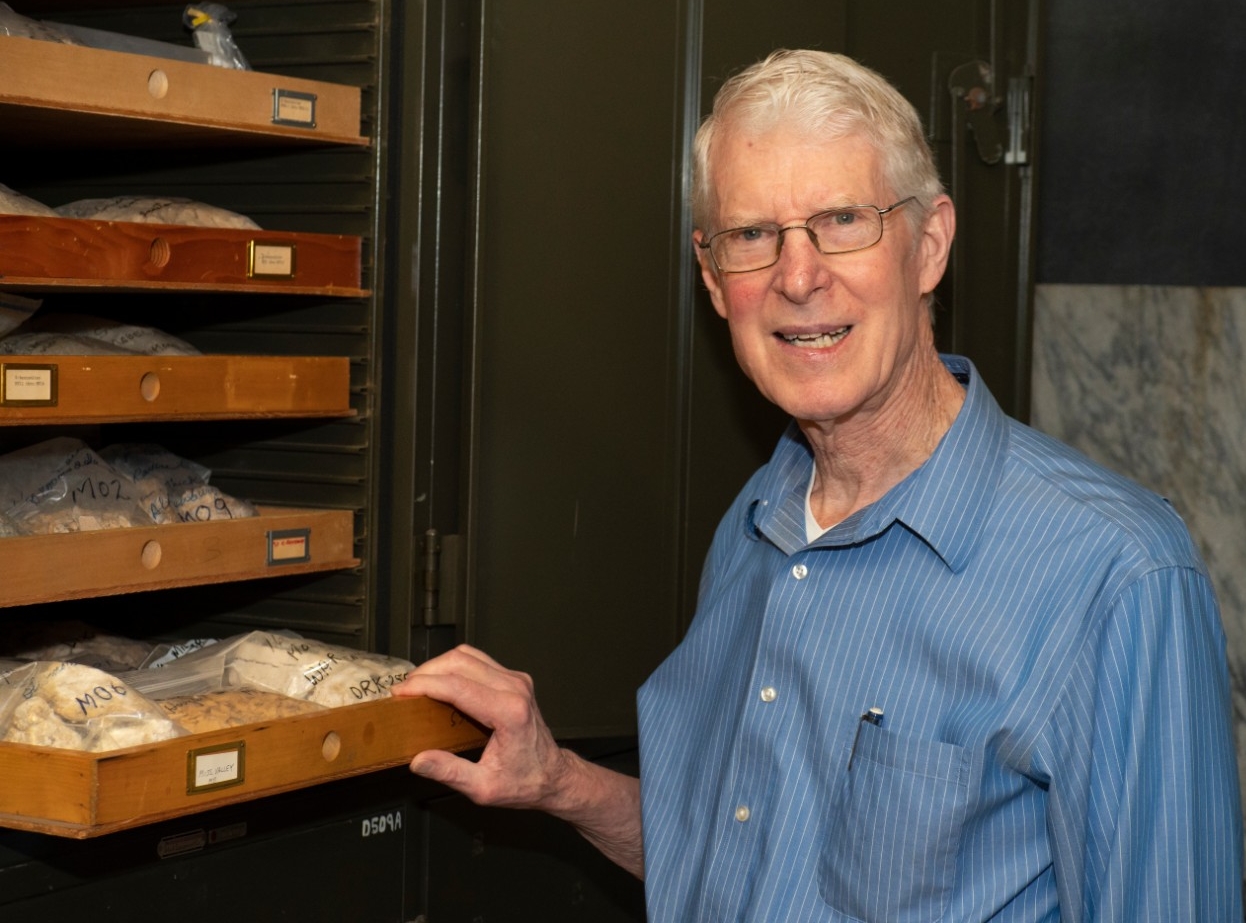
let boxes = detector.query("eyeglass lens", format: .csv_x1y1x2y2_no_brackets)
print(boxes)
710,206,885,272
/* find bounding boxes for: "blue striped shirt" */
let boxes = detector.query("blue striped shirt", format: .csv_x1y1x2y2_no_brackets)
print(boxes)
637,355,1242,922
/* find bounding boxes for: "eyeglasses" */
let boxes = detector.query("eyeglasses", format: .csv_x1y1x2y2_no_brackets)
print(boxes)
698,196,918,274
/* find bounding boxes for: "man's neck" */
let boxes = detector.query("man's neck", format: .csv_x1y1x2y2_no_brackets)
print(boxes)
801,354,965,530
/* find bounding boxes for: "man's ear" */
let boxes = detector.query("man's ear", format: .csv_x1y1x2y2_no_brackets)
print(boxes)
917,194,956,297
693,230,729,319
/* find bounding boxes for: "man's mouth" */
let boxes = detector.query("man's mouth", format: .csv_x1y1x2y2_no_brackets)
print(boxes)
779,326,851,348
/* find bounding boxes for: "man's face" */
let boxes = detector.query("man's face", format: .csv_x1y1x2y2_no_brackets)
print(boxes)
694,127,953,428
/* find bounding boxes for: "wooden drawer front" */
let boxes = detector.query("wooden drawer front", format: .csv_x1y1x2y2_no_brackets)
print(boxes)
0,355,353,424
0,696,486,838
0,216,364,294
0,507,358,607
0,34,366,146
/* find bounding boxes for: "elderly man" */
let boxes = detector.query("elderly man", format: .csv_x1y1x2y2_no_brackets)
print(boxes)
396,49,1242,921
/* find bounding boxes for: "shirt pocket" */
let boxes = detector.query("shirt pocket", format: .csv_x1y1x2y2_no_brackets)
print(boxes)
819,724,971,923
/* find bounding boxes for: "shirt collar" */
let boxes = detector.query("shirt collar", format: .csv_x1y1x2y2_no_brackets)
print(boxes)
744,355,1008,572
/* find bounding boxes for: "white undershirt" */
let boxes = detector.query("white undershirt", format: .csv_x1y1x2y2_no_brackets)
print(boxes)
804,460,828,542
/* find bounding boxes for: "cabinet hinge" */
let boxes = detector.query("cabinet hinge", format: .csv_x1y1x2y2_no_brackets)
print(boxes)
420,529,462,627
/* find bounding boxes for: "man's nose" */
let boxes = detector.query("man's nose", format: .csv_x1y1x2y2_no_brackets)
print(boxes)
774,225,828,299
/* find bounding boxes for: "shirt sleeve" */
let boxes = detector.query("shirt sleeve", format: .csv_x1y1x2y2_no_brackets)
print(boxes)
1042,564,1243,922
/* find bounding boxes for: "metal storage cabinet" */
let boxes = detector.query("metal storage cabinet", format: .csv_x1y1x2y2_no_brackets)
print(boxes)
0,0,645,916
0,0,456,918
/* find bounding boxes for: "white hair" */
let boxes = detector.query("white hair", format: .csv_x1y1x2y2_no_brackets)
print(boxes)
692,49,945,235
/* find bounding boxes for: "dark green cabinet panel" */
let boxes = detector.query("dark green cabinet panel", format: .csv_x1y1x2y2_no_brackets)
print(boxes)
461,0,689,735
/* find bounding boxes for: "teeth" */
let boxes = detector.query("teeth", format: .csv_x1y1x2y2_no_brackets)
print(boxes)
783,327,849,348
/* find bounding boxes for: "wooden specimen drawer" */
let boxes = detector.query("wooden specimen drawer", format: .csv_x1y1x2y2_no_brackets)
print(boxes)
0,695,486,838
0,33,367,148
0,354,354,424
0,506,359,607
0,216,364,294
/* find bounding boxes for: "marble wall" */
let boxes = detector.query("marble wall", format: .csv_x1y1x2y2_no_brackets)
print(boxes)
1030,282,1246,814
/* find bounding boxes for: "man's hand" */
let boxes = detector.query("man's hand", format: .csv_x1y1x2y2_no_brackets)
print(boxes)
393,644,645,878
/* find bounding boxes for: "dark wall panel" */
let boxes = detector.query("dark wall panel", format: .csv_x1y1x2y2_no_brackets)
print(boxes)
1037,0,1246,284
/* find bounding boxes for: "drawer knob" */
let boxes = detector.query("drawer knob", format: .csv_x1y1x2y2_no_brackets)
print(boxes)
141,540,162,570
147,237,171,270
140,371,161,402
148,69,169,99
322,731,341,762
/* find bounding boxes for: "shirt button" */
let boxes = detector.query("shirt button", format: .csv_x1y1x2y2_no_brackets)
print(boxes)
792,563,808,580
759,686,777,703
734,805,751,823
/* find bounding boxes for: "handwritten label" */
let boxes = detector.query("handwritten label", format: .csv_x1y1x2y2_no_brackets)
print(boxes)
345,672,410,701
267,528,311,565
71,681,130,718
71,475,132,505
271,88,317,128
188,742,246,794
248,241,296,279
1,364,57,405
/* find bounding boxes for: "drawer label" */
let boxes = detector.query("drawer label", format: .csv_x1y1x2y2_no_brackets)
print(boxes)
1,363,57,405
268,527,311,565
187,742,246,794
271,88,318,128
248,240,297,279
157,829,207,859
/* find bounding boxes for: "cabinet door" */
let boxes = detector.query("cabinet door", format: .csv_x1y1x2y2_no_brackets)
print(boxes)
457,0,689,737
457,0,1040,735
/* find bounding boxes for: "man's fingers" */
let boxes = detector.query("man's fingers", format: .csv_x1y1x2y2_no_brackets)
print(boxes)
393,671,500,726
397,644,525,693
410,748,517,807
394,645,534,716
410,749,477,790
448,643,508,672
395,671,542,742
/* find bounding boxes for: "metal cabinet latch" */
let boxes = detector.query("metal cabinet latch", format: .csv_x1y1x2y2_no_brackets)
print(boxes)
949,60,1003,165
1004,75,1032,165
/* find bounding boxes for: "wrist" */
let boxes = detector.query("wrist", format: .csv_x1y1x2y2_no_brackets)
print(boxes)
540,746,592,820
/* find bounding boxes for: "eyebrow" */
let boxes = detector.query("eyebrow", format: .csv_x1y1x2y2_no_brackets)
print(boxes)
716,213,770,227
718,202,865,228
